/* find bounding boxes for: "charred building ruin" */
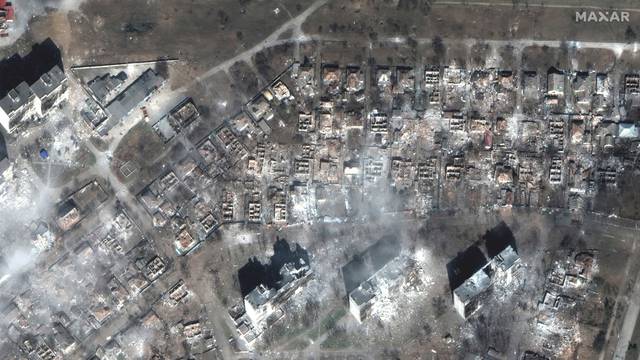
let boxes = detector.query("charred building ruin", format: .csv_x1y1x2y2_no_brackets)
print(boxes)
342,237,402,323
0,39,67,133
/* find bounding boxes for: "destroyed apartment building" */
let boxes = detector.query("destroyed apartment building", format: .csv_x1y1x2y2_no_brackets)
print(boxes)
87,71,128,104
105,68,165,121
0,41,67,133
56,180,109,232
342,237,403,323
533,251,598,353
452,245,522,319
152,98,200,143
230,242,312,346
231,263,312,345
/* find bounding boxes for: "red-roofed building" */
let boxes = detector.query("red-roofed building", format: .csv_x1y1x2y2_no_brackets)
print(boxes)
0,1,14,37
0,1,13,20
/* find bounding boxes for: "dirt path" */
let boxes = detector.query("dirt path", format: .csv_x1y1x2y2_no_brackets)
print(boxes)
175,0,328,94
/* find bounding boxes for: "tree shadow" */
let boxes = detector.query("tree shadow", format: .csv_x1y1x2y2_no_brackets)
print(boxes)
446,245,487,292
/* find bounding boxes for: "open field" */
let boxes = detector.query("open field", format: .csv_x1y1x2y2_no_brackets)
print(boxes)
302,0,640,44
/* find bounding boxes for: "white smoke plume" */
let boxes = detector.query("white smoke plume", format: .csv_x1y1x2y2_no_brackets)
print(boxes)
0,0,87,47
0,163,55,294
45,0,87,11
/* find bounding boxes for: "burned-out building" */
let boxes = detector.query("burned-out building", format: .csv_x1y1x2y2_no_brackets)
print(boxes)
349,256,404,323
243,263,311,325
453,245,522,319
152,98,200,142
87,71,128,104
0,65,67,133
343,238,402,323
1,17,639,359
0,39,67,133
231,242,312,346
105,68,165,121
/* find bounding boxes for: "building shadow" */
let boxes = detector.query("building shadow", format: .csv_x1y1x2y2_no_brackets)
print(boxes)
0,38,63,98
484,221,517,258
446,245,487,292
341,253,369,296
446,222,518,293
237,238,310,297
0,131,6,157
341,236,400,295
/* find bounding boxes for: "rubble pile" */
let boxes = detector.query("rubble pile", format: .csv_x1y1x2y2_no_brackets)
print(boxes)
531,251,598,357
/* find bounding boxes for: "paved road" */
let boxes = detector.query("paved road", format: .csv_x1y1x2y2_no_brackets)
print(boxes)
432,0,640,12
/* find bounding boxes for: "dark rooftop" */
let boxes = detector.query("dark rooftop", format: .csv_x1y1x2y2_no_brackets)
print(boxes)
105,68,165,120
